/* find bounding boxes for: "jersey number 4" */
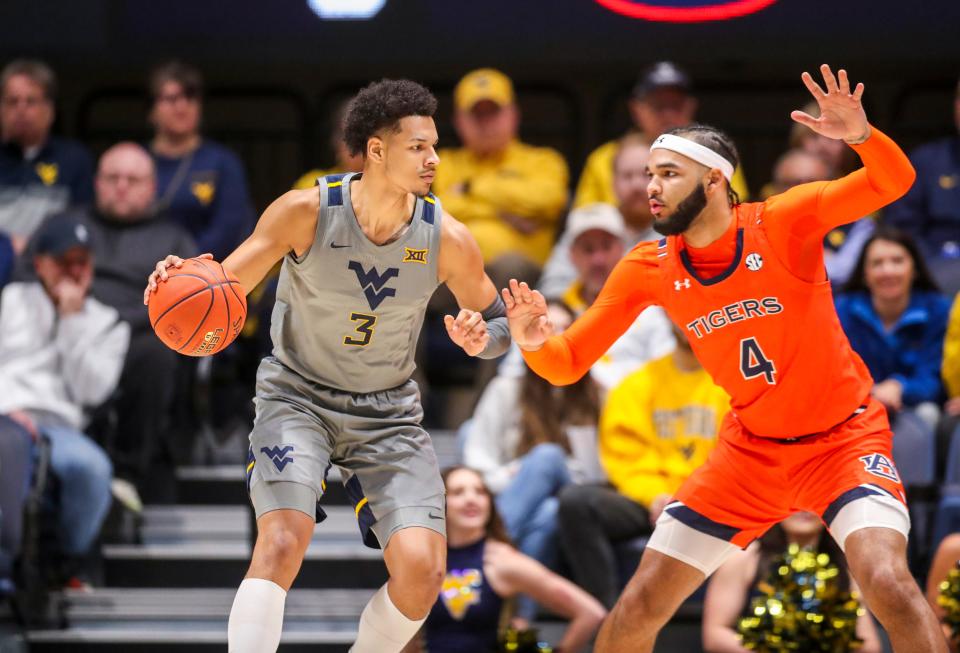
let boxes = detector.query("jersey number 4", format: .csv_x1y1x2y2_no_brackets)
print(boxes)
739,337,776,384
344,312,377,347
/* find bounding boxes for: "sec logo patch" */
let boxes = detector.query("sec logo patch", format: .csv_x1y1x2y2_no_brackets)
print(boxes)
595,0,777,22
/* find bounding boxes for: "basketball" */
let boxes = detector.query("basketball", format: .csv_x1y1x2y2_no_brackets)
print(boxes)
148,258,247,357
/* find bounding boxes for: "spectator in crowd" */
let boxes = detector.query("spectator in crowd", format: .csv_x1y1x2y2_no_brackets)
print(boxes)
703,512,882,653
540,134,659,299
0,216,128,582
43,142,196,503
926,532,960,650
886,76,960,260
463,302,602,621
432,68,569,287
147,60,254,261
0,59,93,251
764,148,875,287
943,294,960,420
418,466,606,653
293,99,364,190
788,100,858,179
573,61,748,209
836,226,950,427
557,325,729,609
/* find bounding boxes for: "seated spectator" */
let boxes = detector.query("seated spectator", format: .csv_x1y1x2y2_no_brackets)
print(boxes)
836,226,950,427
557,325,728,609
943,294,960,420
148,60,254,261
0,216,129,583
292,99,363,189
432,68,569,288
764,148,875,287
573,61,748,209
886,76,960,260
703,512,881,653
539,134,660,299
787,100,859,178
463,302,602,621
0,59,93,251
926,532,960,650
417,466,605,653
43,142,196,503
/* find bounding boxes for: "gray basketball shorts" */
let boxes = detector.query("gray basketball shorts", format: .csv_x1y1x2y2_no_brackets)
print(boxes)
245,357,445,549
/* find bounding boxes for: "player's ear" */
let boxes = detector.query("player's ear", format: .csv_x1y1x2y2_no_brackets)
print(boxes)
367,136,384,163
706,168,724,192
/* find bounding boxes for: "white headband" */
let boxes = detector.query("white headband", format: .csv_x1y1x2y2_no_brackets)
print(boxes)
650,134,735,182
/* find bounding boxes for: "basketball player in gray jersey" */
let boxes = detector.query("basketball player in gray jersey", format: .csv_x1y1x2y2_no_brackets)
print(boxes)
144,80,512,653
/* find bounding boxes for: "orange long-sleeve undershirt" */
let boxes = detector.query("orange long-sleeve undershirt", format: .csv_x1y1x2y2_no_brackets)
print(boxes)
523,127,916,385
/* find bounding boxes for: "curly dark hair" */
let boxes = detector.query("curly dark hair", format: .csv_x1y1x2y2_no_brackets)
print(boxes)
343,79,437,157
667,123,741,207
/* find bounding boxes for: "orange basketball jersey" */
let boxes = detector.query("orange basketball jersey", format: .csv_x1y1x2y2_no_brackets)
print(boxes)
655,202,872,438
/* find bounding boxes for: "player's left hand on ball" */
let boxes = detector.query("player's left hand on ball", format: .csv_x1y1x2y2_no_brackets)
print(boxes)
445,308,489,357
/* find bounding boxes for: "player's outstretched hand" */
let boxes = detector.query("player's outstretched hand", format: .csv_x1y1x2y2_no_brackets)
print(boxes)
791,64,871,144
143,252,214,304
502,279,553,352
445,308,490,357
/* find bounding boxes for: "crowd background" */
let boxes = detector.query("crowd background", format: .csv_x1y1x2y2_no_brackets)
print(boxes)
1,1,960,651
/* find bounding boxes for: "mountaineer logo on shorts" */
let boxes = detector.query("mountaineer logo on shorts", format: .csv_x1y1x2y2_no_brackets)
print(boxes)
859,453,900,483
261,445,295,472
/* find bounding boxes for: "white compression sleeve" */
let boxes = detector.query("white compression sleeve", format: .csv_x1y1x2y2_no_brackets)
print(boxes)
228,578,287,652
351,583,426,653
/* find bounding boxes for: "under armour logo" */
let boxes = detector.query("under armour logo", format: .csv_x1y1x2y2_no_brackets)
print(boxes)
261,446,295,472
859,453,900,483
745,253,763,271
349,261,399,310
674,278,691,291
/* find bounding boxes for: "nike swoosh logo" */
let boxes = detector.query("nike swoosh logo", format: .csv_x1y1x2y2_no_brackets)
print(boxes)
330,242,350,249
428,511,444,520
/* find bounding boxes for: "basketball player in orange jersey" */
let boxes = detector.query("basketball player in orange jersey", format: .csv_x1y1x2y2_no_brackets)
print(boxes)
144,80,513,653
504,65,946,652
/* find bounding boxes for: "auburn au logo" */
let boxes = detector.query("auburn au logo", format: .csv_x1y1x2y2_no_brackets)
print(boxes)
402,247,428,264
595,0,777,22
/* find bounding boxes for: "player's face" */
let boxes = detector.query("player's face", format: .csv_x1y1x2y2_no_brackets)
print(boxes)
613,144,654,228
444,469,491,533
781,511,823,539
864,238,915,303
151,81,201,139
646,150,709,236
382,116,439,196
96,147,157,220
630,88,696,137
570,230,625,299
0,74,53,146
454,101,517,157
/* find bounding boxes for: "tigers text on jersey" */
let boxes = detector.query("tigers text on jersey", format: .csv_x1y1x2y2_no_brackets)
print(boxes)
270,173,442,393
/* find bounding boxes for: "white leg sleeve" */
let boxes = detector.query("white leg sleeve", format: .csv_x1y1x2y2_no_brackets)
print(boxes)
228,578,287,652
351,583,426,653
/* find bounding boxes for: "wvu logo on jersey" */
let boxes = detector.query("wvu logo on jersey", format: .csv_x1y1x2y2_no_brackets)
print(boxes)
440,569,483,620
261,445,295,472
402,247,428,264
349,261,399,310
859,453,900,483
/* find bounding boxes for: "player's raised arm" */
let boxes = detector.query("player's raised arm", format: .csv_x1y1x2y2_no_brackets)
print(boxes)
143,187,318,303
505,241,660,386
438,212,511,358
770,65,915,233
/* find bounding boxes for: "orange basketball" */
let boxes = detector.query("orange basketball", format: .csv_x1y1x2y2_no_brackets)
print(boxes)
148,258,247,357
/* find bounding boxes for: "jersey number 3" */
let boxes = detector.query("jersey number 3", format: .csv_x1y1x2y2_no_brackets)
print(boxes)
739,337,776,384
344,312,377,347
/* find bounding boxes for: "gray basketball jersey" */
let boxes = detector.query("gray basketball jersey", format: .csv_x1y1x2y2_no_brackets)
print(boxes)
269,172,442,393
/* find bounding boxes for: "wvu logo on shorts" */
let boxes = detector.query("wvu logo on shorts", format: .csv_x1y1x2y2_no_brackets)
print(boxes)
349,261,399,310
859,453,900,483
402,247,428,264
261,445,295,472
440,568,483,620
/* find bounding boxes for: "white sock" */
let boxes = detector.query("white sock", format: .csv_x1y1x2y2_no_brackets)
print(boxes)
228,578,287,652
351,583,426,653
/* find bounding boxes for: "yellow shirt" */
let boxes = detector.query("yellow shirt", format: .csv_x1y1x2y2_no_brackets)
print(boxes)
599,353,730,508
573,138,750,208
432,140,569,265
944,293,960,398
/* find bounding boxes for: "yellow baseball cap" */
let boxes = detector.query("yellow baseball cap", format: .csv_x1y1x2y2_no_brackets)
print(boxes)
454,68,515,111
